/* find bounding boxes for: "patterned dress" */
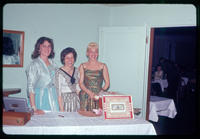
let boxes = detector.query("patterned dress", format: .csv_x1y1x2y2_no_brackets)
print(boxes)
55,67,80,112
79,67,104,111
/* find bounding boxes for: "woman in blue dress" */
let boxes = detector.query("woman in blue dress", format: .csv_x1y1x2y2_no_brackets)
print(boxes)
26,37,59,114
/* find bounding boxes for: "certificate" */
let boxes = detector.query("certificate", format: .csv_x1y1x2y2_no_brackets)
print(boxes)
102,95,134,119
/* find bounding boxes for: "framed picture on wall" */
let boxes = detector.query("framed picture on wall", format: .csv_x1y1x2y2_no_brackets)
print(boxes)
102,95,134,119
3,30,25,67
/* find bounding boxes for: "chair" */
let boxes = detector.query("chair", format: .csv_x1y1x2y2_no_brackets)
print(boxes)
151,83,162,96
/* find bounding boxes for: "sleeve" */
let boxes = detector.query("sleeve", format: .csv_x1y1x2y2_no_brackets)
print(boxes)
55,70,62,97
161,71,164,79
51,59,58,70
76,70,81,92
26,61,38,94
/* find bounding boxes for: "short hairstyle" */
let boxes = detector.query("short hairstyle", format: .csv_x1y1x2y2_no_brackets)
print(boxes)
3,37,15,55
31,37,55,59
86,42,99,53
60,47,77,65
156,64,162,68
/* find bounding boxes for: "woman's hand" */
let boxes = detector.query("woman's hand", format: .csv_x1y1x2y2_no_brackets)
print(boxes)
88,92,99,100
34,109,45,115
60,109,64,112
88,92,95,99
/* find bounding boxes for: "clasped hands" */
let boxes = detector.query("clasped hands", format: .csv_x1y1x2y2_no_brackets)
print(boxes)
88,91,100,100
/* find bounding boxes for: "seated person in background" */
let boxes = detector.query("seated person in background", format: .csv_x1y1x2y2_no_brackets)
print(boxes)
55,47,80,112
159,58,180,100
154,64,163,80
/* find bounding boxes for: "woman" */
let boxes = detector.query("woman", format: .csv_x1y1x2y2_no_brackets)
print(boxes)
26,37,59,115
55,47,80,112
79,42,110,113
154,64,164,81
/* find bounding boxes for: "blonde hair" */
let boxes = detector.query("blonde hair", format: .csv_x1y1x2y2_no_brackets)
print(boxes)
87,42,99,52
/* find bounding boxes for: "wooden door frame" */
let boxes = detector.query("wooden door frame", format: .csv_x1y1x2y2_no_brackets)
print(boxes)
146,28,155,120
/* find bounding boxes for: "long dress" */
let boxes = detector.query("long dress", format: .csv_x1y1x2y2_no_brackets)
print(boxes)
26,57,59,111
55,67,80,112
79,67,104,111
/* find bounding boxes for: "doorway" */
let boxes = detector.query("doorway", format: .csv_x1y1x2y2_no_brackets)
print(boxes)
146,26,197,120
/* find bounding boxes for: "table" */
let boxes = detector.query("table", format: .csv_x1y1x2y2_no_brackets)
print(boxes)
149,96,177,122
152,79,168,92
181,77,189,86
3,112,156,135
3,88,21,97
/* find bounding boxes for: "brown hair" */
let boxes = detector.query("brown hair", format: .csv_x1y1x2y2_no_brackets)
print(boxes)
60,47,77,65
31,37,55,59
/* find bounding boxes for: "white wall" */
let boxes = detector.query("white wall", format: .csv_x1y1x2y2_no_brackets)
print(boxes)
99,26,147,111
3,4,196,103
110,4,196,27
109,4,196,116
3,4,110,98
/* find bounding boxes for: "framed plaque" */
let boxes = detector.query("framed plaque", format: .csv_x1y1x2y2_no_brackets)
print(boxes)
102,95,134,119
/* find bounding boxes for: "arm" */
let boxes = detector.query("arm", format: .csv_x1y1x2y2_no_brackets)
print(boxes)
76,69,81,95
58,96,64,112
26,62,44,115
161,70,164,79
102,63,110,91
29,92,36,111
29,93,45,114
55,70,64,112
78,64,95,99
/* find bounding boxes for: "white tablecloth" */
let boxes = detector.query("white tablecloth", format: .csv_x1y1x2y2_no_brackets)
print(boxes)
152,79,168,92
3,112,156,135
149,96,177,122
181,77,189,86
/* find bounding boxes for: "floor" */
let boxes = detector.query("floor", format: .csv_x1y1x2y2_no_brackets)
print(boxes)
149,91,198,135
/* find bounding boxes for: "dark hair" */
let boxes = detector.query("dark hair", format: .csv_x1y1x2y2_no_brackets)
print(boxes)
156,64,162,68
159,57,166,64
60,47,77,65
31,37,55,59
3,37,15,55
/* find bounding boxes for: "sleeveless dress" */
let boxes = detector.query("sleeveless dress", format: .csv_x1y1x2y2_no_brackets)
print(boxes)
79,67,104,111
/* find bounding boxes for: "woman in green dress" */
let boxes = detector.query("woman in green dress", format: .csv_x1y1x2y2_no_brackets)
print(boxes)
79,42,110,112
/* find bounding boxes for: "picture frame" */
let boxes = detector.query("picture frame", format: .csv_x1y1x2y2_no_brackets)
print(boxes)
102,95,134,119
3,30,25,67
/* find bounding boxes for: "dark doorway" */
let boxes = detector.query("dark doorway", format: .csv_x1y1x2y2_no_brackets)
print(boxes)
151,26,196,99
152,26,196,73
146,26,197,134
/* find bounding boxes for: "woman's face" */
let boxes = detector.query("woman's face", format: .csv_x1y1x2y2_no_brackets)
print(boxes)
39,40,52,57
64,52,75,68
87,47,98,61
157,66,161,71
